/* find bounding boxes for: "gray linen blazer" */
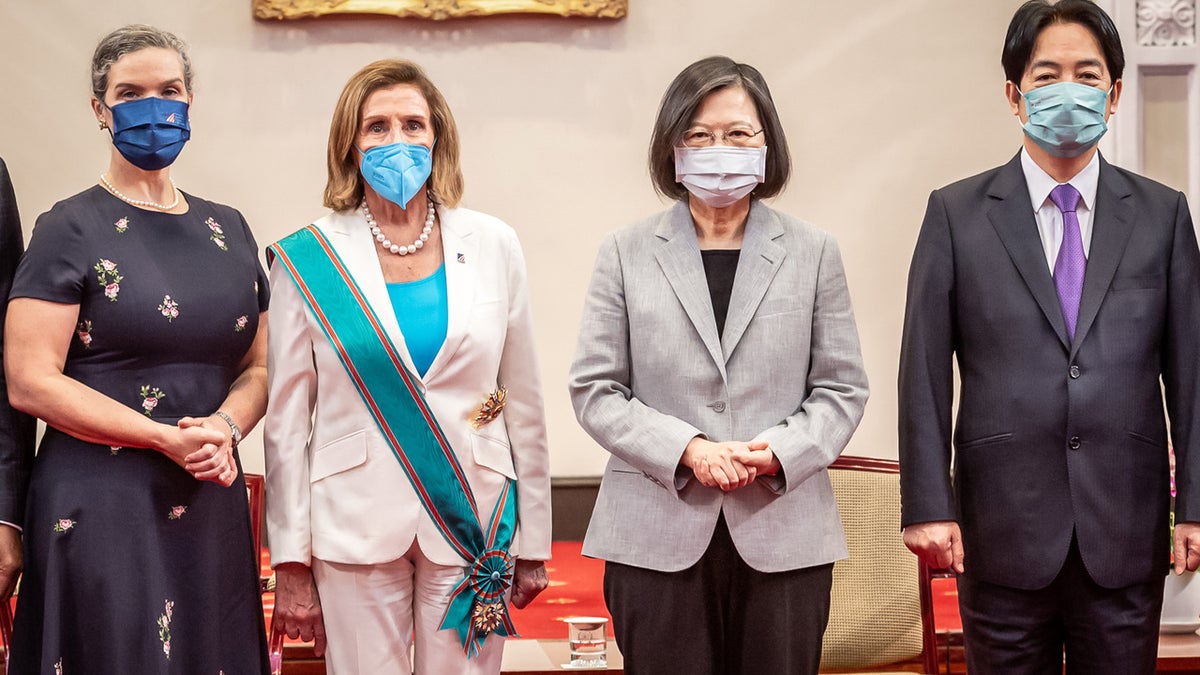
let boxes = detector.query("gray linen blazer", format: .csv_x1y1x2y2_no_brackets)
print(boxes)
569,200,868,573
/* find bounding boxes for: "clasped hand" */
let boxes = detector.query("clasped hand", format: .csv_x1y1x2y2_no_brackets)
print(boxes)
683,438,777,492
160,415,238,486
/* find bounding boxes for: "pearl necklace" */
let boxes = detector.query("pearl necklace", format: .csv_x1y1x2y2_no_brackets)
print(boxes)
361,197,435,256
99,173,180,211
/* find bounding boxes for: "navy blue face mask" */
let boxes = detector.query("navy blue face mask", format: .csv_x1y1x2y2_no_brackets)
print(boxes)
107,97,191,171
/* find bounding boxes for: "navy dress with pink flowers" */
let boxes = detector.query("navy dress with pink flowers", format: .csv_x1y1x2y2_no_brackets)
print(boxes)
7,186,270,674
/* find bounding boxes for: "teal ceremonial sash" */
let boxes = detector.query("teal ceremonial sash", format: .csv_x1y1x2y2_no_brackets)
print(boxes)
270,225,518,657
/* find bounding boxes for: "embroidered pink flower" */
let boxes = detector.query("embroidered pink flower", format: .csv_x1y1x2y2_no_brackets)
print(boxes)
114,217,129,233
158,295,180,322
168,505,187,520
140,385,165,416
234,315,248,332
53,518,75,533
94,259,123,301
77,319,93,347
206,217,228,251
157,599,174,660
54,659,62,675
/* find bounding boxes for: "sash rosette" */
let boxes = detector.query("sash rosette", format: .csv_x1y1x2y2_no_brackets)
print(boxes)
270,226,520,657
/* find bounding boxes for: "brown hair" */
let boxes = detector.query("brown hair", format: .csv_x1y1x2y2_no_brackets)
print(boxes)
648,56,791,202
91,24,193,102
324,59,464,211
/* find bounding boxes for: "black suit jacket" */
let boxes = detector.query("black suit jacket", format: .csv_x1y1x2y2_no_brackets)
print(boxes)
0,158,35,526
899,152,1200,590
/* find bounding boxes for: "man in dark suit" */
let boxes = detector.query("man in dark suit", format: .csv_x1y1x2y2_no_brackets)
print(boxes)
0,158,36,603
899,1,1200,672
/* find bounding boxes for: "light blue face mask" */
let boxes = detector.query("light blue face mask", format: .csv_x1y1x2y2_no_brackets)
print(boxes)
358,141,433,209
1019,81,1112,158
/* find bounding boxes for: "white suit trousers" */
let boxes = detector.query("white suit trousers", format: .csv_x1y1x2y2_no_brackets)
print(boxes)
312,542,506,675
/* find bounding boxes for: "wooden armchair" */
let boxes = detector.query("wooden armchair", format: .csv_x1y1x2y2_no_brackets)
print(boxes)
0,589,10,670
819,456,938,674
244,473,287,675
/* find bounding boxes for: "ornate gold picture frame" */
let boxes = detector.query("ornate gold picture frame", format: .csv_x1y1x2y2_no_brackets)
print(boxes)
254,0,627,20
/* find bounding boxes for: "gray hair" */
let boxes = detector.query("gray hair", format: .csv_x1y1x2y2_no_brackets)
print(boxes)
648,56,791,201
91,24,193,102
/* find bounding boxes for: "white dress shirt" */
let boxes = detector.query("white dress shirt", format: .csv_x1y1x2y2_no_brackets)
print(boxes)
1020,148,1100,271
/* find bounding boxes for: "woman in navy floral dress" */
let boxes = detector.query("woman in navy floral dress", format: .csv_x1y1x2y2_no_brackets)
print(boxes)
4,25,270,673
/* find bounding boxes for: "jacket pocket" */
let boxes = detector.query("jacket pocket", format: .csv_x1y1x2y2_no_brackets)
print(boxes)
310,430,368,482
1125,429,1164,448
956,432,1013,451
470,430,517,480
1110,274,1165,291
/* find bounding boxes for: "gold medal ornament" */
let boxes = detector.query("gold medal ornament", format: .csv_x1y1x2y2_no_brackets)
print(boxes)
471,599,506,635
470,386,507,429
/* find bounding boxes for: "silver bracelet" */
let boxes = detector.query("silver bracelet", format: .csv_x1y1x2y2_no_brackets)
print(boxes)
213,410,243,447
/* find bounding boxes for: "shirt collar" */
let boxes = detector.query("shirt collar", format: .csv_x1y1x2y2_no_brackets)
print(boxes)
1020,147,1100,213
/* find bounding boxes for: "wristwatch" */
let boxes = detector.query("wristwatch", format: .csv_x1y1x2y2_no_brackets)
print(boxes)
214,410,243,448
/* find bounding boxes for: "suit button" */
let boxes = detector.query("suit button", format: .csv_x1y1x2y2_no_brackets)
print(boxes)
712,401,727,413
1069,365,1080,379
1069,436,1081,450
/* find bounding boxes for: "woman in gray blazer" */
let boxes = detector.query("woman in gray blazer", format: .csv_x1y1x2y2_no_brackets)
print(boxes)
569,55,869,675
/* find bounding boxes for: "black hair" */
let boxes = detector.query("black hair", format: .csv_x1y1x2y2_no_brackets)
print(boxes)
648,56,791,202
1002,0,1124,83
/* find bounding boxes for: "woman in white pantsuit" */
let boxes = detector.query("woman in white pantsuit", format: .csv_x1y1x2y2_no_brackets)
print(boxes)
265,59,552,675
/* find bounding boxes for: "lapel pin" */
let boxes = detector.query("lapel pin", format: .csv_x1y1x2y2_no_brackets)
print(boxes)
470,386,507,428
457,252,466,264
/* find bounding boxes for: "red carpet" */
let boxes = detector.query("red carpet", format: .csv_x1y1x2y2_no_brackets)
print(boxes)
261,541,613,642
931,576,963,632
512,541,612,639
263,544,959,641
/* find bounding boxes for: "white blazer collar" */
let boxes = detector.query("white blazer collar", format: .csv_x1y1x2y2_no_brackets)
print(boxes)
315,205,479,385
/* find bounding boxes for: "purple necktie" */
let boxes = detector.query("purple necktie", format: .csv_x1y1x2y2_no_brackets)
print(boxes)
1051,183,1085,340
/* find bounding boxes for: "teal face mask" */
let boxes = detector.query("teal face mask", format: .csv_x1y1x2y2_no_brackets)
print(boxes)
1019,81,1112,158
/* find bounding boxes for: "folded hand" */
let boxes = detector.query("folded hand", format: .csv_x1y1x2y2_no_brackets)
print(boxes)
178,415,238,486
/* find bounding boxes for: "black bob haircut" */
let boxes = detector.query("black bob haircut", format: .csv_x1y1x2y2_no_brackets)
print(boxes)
648,56,791,202
1002,0,1125,83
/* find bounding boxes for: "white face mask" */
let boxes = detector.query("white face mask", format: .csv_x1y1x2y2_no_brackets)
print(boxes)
674,145,767,208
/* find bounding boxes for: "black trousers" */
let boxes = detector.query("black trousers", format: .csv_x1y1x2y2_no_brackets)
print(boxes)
958,533,1165,675
603,514,834,675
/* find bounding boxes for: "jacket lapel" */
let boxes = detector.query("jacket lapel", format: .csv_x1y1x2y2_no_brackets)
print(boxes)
654,201,726,377
1070,157,1134,357
721,202,786,359
321,210,423,381
422,206,477,382
986,152,1071,350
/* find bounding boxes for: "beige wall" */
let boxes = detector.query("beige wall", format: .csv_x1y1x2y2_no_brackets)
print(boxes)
0,0,1035,476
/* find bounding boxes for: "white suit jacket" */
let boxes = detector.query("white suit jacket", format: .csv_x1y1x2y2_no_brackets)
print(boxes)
265,206,552,568
569,201,868,573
